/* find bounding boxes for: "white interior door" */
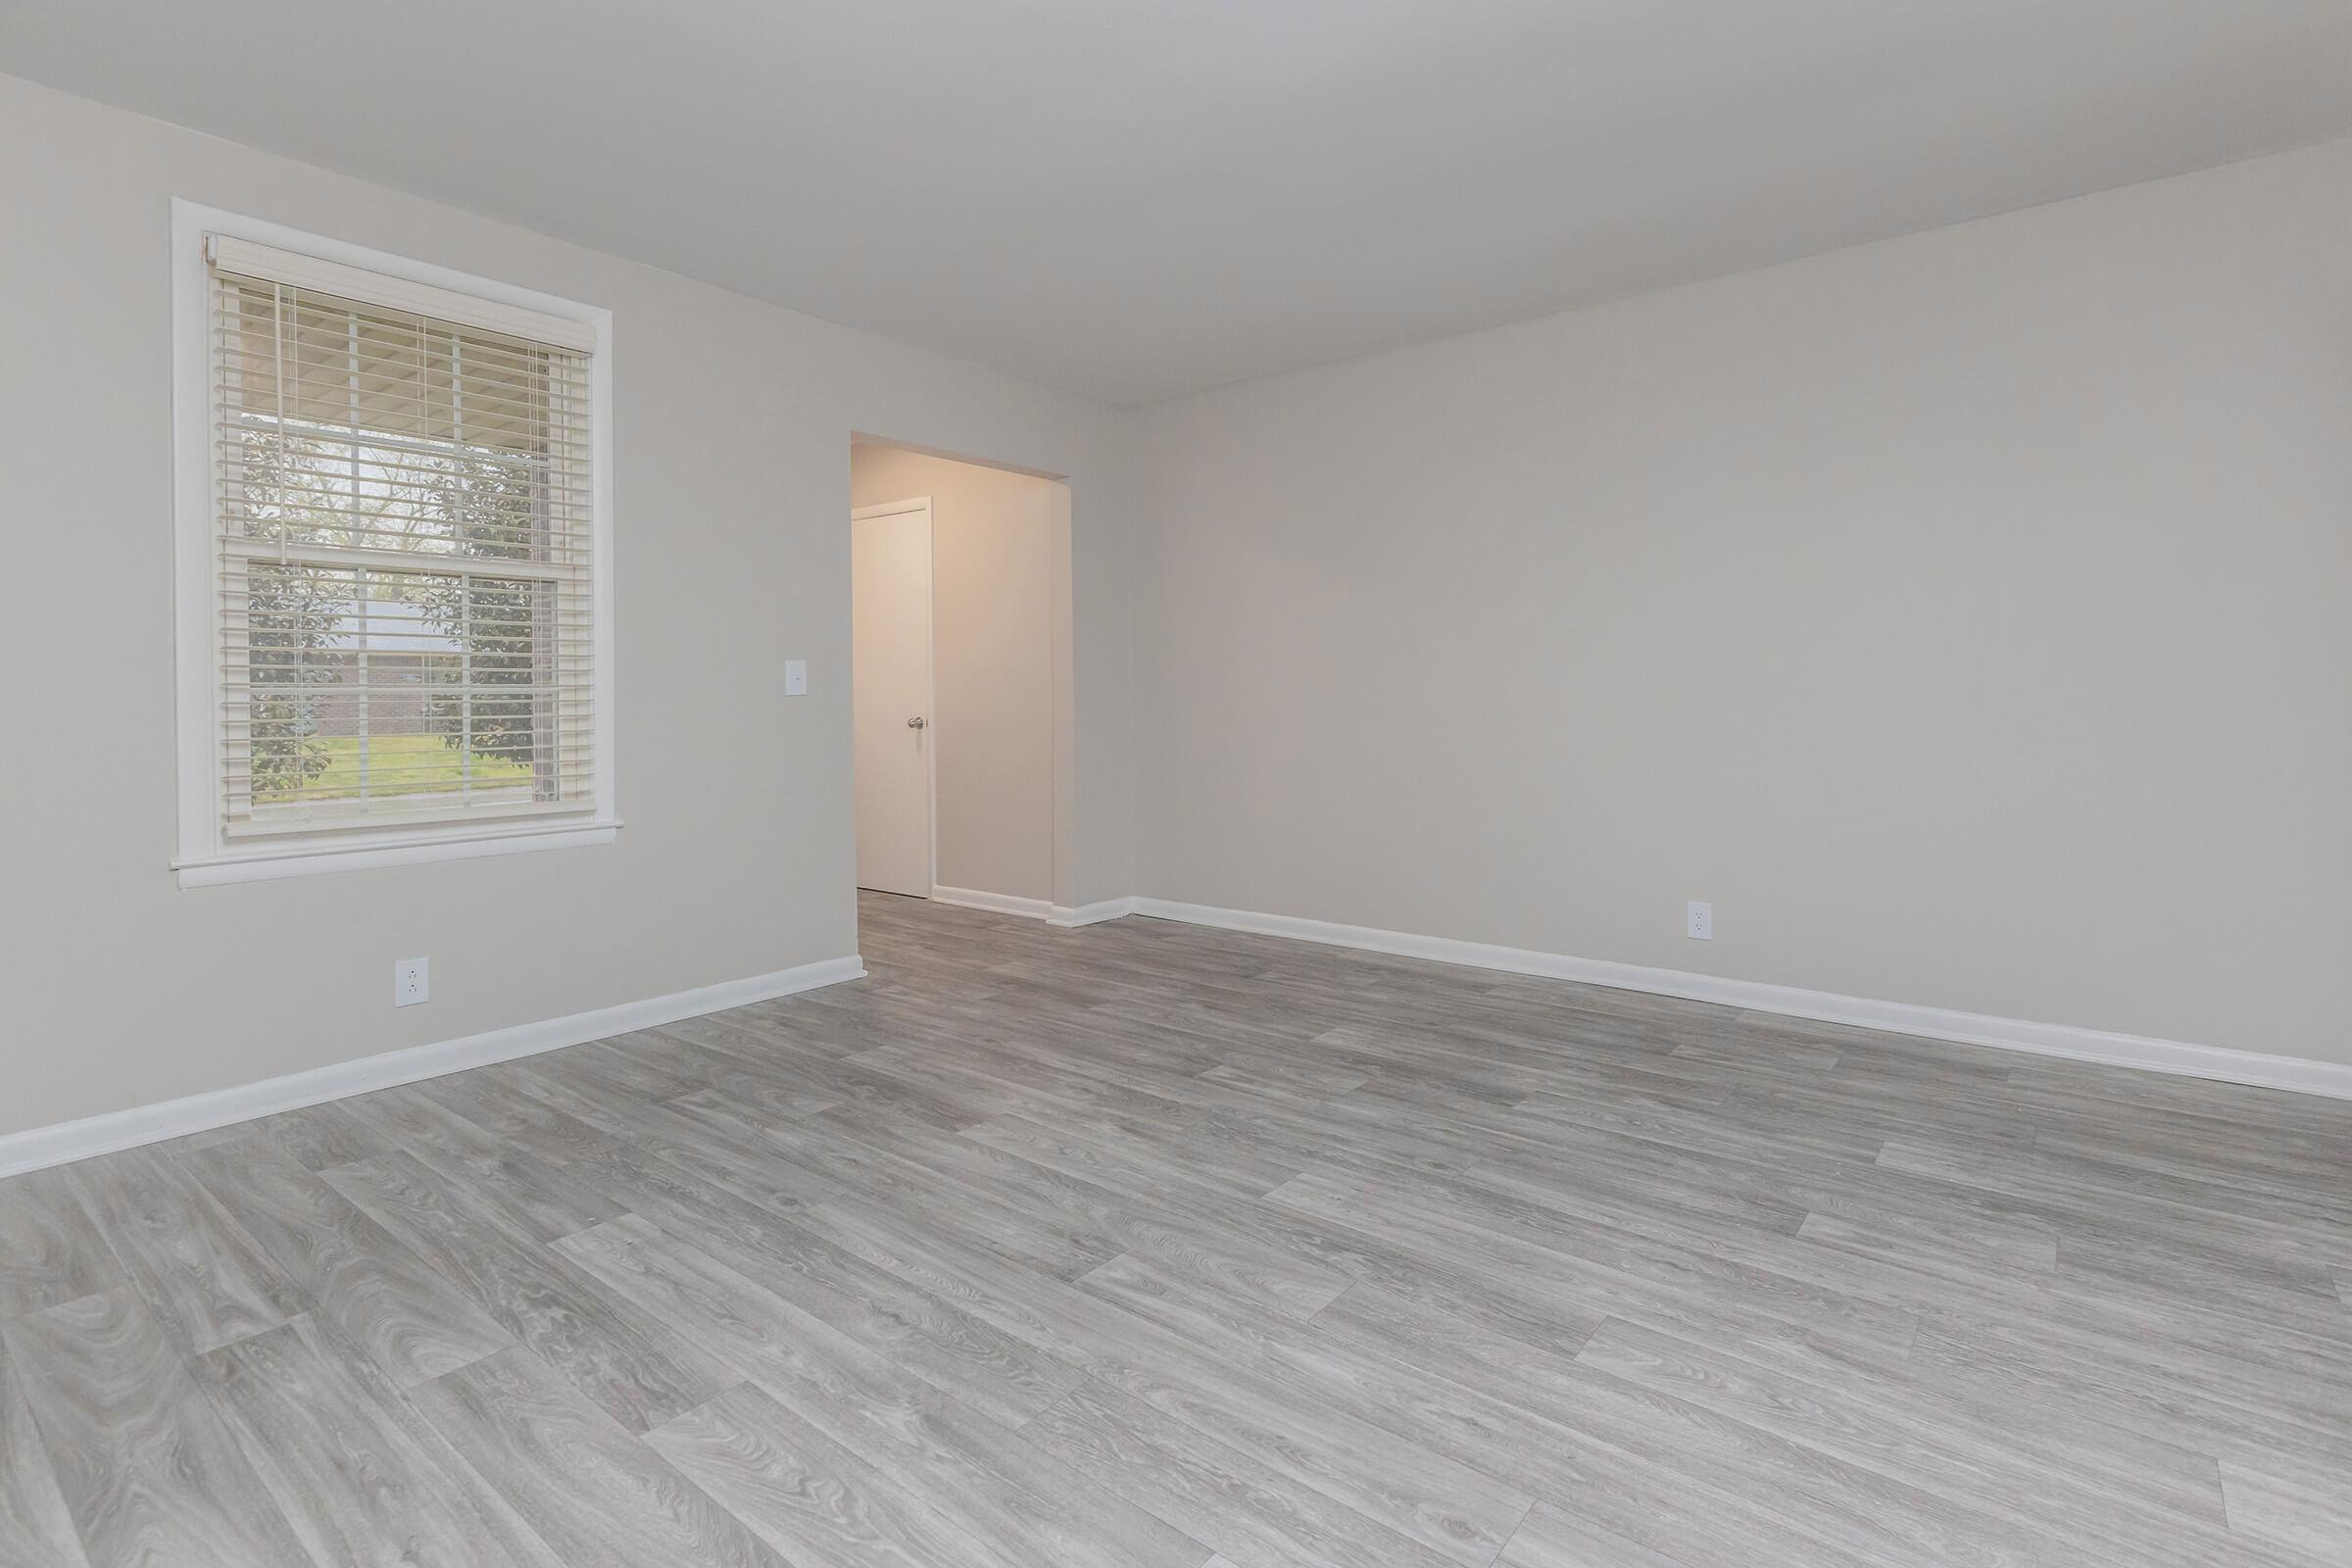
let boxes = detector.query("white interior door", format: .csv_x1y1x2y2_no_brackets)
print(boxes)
853,500,934,897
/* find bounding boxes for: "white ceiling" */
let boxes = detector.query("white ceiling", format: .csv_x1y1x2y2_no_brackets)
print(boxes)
6,2,2348,404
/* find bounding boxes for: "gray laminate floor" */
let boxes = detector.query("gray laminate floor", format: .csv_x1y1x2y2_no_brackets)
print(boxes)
5,892,2350,1566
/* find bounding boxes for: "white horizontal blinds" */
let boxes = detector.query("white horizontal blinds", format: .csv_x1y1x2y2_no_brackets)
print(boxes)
206,236,599,352
210,241,595,837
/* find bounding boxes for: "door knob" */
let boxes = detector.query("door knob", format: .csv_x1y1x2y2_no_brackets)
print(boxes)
906,716,926,729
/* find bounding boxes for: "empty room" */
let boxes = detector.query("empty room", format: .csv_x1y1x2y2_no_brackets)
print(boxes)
0,4,2346,1565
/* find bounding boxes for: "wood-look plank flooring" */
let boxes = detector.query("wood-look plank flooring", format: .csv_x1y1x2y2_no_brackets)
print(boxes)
4,889,2350,1566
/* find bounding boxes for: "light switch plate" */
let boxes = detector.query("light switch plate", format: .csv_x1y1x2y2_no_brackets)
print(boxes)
784,660,808,696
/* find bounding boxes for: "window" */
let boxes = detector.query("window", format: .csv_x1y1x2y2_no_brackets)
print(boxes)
172,206,613,886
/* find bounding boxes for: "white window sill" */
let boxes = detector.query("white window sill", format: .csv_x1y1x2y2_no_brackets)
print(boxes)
173,819,619,888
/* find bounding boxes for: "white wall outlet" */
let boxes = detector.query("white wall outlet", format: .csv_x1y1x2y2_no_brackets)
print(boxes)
1686,901,1714,941
784,659,808,696
394,957,430,1006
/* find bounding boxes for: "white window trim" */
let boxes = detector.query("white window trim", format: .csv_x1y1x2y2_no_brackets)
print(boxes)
170,200,617,888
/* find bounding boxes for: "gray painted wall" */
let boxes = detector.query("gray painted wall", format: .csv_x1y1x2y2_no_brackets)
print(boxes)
0,73,1135,1137
1130,137,2352,1066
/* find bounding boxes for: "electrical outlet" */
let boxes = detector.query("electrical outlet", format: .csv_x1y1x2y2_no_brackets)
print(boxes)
394,957,430,1006
1686,901,1714,941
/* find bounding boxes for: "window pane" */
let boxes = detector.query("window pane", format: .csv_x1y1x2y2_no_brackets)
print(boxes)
236,564,570,818
217,275,588,567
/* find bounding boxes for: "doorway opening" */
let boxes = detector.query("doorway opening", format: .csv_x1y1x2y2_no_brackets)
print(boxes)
850,437,1073,931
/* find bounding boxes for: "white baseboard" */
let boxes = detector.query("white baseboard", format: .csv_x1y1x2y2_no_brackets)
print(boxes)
1128,898,2352,1102
1048,897,1139,928
931,886,1053,919
0,955,867,1180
